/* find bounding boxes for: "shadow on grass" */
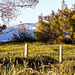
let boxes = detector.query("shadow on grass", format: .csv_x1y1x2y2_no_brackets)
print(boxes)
0,56,58,70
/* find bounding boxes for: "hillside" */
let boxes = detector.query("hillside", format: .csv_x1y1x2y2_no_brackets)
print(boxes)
0,22,38,42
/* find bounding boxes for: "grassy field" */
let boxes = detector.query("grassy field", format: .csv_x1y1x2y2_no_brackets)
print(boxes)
0,42,75,75
0,42,75,60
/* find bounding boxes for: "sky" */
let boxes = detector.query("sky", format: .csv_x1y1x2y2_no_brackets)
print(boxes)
0,0,75,26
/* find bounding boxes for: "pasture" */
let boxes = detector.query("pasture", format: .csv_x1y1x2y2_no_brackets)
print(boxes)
0,42,75,75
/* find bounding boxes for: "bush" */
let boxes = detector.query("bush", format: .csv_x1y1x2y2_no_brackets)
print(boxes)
62,38,72,44
72,39,75,45
2,24,7,29
12,28,35,42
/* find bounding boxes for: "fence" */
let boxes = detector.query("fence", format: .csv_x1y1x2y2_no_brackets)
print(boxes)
0,43,75,63
0,43,75,75
25,44,75,63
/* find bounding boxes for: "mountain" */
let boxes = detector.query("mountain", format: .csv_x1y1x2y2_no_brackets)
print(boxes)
0,22,39,42
13,22,39,29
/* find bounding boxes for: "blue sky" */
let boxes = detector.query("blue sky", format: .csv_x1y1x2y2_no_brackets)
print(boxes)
1,0,75,26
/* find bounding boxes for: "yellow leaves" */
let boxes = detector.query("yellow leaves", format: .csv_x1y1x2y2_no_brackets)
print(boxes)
72,15,75,19
55,14,59,19
58,36,63,40
50,25,53,29
68,9,71,13
73,32,75,38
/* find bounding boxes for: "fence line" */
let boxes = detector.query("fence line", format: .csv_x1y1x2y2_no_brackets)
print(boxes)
25,44,28,58
25,44,64,63
0,43,74,63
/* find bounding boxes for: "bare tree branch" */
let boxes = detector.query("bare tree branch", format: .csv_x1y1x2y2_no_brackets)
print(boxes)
0,0,39,24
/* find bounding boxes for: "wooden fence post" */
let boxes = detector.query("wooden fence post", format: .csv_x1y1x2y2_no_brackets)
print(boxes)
25,44,28,58
59,46,62,63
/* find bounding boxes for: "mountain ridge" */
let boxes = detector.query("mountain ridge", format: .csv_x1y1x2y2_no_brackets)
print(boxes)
0,22,38,42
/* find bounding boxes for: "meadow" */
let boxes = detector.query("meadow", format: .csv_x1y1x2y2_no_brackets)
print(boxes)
0,42,75,75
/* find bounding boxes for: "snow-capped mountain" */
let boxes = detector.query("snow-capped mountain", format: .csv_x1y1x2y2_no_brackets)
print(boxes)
0,22,38,42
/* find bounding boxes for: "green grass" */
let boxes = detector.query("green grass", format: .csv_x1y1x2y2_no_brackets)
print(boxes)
0,42,75,61
0,42,75,75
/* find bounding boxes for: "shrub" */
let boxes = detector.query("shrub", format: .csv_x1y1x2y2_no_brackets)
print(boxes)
12,28,34,42
62,38,72,44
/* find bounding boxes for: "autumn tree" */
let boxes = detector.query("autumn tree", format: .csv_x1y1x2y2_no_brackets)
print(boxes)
35,6,75,44
35,12,63,44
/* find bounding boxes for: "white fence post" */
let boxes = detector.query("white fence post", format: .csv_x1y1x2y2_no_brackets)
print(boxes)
25,44,28,58
59,46,62,63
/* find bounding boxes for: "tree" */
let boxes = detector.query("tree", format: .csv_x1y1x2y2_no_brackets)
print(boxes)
35,6,75,44
61,0,67,9
0,0,39,24
0,26,2,34
58,6,75,44
35,12,63,44
12,26,34,42
2,24,7,29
